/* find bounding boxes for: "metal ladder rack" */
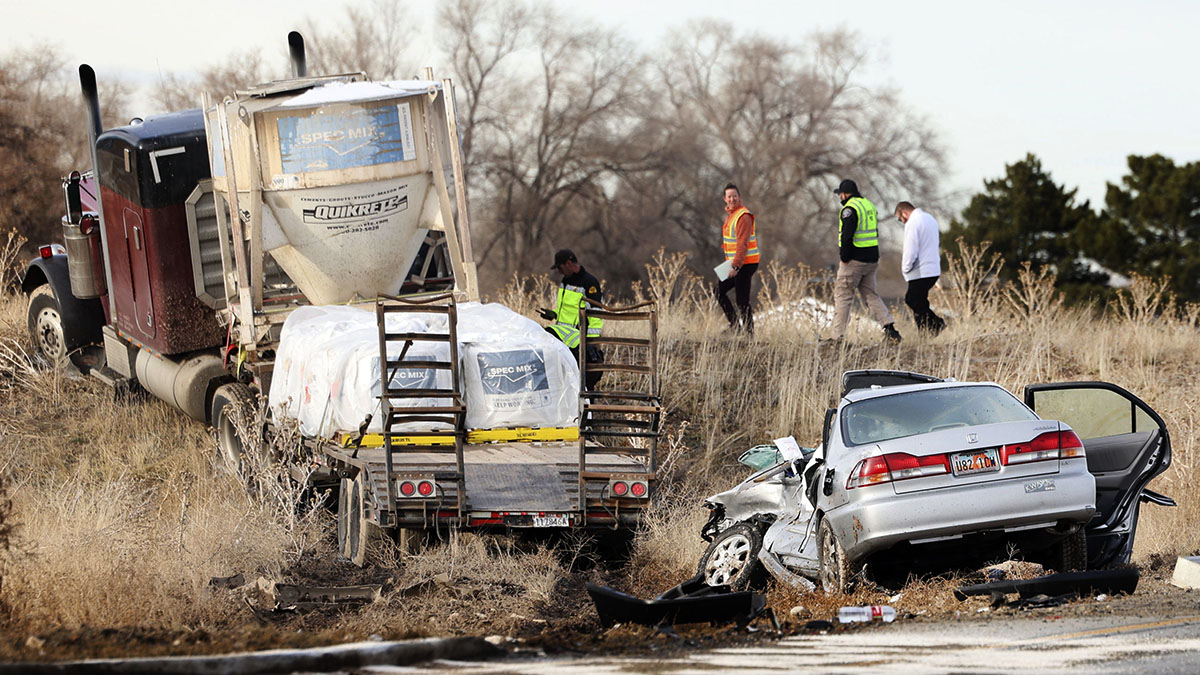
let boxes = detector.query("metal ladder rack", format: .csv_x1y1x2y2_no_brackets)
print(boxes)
375,292,466,525
577,300,661,509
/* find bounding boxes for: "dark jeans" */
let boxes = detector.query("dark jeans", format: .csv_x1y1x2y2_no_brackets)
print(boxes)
715,262,758,332
905,276,945,334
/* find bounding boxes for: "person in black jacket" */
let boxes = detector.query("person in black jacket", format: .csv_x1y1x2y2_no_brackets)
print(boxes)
539,249,604,388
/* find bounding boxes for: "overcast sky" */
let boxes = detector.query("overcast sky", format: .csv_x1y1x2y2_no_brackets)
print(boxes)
8,0,1198,213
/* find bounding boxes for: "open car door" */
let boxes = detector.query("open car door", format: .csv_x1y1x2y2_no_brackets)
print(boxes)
1025,381,1172,568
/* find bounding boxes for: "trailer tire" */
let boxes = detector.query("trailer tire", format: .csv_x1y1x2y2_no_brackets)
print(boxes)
338,473,372,566
211,382,258,475
27,286,68,368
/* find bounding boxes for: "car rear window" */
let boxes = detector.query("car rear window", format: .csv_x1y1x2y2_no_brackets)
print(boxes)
843,385,1037,446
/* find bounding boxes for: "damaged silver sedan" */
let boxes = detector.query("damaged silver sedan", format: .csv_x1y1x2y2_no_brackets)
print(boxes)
698,370,1173,593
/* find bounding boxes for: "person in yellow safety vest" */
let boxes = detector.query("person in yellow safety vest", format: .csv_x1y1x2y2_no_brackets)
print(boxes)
539,249,604,389
715,183,760,333
830,178,902,343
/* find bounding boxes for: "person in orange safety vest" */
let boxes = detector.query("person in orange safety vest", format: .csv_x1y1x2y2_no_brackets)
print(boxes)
715,183,760,333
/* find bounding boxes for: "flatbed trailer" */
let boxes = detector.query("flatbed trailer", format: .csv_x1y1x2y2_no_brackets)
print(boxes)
288,294,661,564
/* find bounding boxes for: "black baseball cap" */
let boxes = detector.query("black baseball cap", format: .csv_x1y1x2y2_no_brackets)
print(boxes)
551,249,577,269
834,179,859,194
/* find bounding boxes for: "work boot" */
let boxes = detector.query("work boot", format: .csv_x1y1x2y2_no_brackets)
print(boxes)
883,323,902,343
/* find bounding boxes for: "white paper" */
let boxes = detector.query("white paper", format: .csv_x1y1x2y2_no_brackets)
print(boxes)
774,436,804,462
714,260,733,281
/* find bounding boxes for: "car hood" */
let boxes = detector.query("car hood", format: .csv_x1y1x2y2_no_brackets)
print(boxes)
705,462,807,522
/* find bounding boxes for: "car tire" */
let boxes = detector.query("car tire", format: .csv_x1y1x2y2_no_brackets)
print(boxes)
1049,527,1087,572
818,518,854,594
697,523,765,591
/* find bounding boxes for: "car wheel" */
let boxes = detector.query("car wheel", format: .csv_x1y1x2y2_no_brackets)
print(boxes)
697,523,764,590
818,518,854,594
27,286,68,368
1049,527,1087,572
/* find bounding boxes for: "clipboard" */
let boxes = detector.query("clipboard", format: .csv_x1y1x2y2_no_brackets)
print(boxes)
714,260,733,281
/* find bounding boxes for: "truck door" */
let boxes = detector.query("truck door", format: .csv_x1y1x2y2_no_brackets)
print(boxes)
123,207,155,339
1024,381,1171,567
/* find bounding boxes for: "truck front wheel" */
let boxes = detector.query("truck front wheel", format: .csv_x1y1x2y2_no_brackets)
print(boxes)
211,382,258,474
27,286,68,368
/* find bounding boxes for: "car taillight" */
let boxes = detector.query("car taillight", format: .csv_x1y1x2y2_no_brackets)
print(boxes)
1003,430,1084,465
846,452,948,489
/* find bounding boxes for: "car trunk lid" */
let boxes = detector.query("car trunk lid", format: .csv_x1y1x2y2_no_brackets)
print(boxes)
874,421,1068,495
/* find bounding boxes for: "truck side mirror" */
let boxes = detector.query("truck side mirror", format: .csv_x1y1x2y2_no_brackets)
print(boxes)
65,171,83,224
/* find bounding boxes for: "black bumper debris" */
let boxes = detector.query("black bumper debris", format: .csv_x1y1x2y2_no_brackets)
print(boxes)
587,574,768,628
954,568,1140,602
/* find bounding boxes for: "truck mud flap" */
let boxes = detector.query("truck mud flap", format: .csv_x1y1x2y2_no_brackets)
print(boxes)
954,568,1140,602
587,574,768,628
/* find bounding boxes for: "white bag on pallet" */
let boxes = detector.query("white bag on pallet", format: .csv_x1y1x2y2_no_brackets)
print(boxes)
268,302,579,437
268,305,449,436
457,303,580,430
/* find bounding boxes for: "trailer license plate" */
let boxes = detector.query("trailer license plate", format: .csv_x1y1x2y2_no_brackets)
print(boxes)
951,447,1001,476
503,513,570,528
533,514,570,528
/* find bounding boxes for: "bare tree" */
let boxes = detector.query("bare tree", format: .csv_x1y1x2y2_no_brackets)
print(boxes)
152,50,276,111
1,47,128,248
643,21,945,269
438,0,651,286
302,0,414,79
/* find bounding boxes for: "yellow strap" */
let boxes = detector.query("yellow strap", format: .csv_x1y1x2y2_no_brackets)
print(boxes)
341,426,581,447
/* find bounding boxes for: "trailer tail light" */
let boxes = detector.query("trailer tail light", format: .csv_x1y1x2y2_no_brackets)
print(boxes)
607,478,649,499
397,475,437,499
39,245,54,259
846,452,949,489
1003,430,1085,465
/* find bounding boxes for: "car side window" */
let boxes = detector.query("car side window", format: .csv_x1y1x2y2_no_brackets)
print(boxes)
1028,388,1158,440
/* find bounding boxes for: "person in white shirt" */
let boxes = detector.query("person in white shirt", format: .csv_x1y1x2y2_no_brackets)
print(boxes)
895,201,945,335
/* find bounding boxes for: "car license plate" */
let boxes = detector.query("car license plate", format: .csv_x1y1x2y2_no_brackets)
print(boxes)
951,447,1001,476
503,513,571,528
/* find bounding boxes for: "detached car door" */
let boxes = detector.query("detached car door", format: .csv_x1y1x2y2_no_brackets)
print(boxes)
1025,381,1171,568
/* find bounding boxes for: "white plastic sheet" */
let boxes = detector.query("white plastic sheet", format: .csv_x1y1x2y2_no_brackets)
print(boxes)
268,303,580,437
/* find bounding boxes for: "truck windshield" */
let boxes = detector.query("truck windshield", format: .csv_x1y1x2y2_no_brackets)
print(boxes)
842,385,1037,446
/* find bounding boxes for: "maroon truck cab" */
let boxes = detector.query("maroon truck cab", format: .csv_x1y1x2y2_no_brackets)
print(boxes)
94,110,223,355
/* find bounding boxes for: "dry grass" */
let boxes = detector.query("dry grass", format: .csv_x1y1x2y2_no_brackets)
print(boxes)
0,239,1198,649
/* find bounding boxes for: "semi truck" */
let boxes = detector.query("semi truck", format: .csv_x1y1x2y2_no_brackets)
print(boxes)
21,33,660,564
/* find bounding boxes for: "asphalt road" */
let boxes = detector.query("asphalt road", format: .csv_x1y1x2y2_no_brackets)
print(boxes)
411,613,1200,674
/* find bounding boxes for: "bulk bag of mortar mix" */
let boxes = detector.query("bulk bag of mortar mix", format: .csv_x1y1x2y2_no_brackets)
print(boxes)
269,305,451,436
456,303,580,429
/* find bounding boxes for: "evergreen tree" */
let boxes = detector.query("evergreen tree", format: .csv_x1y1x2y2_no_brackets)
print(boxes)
1090,154,1200,302
948,154,1108,304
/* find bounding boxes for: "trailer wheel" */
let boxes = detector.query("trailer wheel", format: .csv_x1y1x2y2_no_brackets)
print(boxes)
211,382,258,474
27,286,68,368
338,473,372,566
